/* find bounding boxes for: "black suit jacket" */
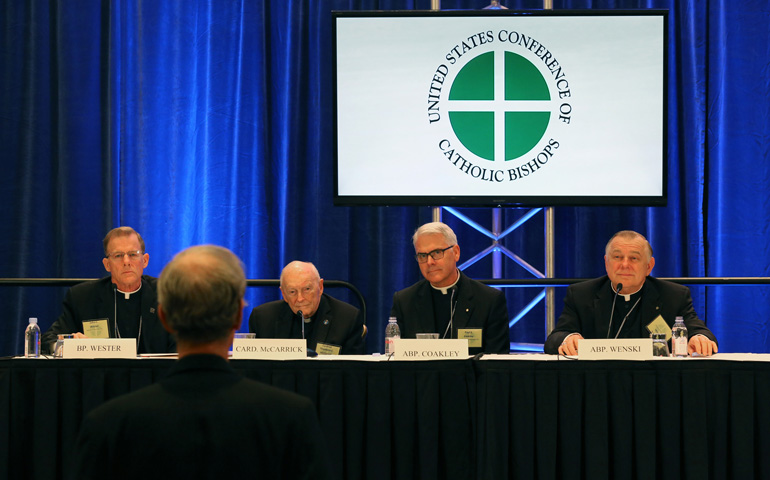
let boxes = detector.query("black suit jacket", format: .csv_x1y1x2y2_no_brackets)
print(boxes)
248,294,366,354
390,271,510,354
41,275,176,354
544,275,718,354
70,354,331,480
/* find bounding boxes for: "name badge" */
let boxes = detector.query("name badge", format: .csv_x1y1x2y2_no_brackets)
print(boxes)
82,319,110,339
457,328,482,348
646,315,672,341
315,343,341,355
231,339,306,359
64,338,137,359
578,338,652,360
392,338,469,360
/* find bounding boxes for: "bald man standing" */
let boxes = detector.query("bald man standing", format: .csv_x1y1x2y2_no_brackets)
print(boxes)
249,261,366,355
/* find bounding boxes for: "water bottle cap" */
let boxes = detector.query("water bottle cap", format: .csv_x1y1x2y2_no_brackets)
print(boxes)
29,317,38,324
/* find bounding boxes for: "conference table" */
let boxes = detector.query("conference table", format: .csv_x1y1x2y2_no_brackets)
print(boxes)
3,353,770,480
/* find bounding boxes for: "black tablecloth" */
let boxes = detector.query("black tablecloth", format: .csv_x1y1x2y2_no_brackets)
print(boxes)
475,358,770,480
2,356,769,480
0,357,475,480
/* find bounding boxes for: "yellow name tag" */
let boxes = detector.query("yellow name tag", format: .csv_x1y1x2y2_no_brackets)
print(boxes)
82,319,110,339
457,328,482,348
646,315,672,341
315,343,341,355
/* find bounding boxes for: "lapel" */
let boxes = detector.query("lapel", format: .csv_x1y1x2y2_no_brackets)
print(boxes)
414,281,437,333
275,302,295,338
313,295,332,345
138,277,158,346
95,278,117,337
453,272,473,331
139,277,155,319
639,279,661,330
592,277,615,338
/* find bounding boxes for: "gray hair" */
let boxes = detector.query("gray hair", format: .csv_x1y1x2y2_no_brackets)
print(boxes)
605,230,654,259
158,245,246,344
279,261,320,287
412,222,458,248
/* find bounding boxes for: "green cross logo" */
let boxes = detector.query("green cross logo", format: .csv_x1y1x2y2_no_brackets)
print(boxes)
447,51,551,162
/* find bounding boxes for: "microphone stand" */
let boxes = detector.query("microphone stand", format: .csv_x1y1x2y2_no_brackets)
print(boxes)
606,282,623,338
298,310,305,340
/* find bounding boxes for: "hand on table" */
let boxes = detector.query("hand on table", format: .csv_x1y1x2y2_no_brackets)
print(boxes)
558,334,584,356
689,335,718,356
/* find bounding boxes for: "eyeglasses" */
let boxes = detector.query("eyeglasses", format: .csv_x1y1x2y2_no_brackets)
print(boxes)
415,245,454,264
106,250,144,261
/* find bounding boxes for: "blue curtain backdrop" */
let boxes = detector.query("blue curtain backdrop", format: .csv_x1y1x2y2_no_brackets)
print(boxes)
1,0,768,356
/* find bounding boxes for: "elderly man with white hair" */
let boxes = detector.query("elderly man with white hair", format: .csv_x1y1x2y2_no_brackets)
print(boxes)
249,261,366,355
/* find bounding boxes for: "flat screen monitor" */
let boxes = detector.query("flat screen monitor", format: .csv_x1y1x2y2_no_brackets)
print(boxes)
333,9,668,206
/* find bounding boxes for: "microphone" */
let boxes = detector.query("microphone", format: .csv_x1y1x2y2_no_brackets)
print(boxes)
606,283,623,338
443,286,458,339
297,310,305,339
113,283,118,339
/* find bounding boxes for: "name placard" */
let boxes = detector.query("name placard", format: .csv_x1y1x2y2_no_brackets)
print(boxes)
392,338,469,360
231,339,306,359
578,338,653,360
64,339,137,359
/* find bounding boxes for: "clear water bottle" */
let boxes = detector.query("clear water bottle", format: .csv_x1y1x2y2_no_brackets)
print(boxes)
384,316,400,355
25,317,41,358
671,316,688,357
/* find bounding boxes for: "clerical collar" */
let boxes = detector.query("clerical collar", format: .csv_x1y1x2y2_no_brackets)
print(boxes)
430,270,461,295
613,282,642,302
117,283,142,300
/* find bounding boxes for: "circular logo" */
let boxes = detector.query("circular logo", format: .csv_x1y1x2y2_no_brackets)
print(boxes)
427,30,573,184
448,51,551,162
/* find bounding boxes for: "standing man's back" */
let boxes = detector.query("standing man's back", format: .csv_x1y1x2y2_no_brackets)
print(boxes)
71,245,330,480
73,355,326,479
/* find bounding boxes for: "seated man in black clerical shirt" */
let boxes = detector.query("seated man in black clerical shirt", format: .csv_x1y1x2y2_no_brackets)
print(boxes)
41,226,175,354
390,221,510,355
249,261,366,355
544,230,718,356
71,245,331,479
